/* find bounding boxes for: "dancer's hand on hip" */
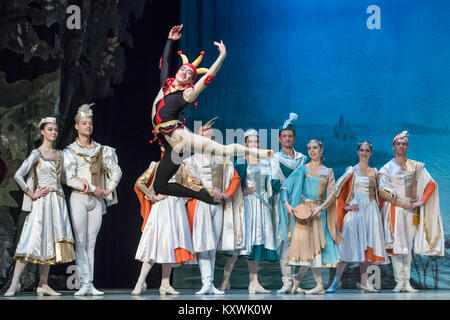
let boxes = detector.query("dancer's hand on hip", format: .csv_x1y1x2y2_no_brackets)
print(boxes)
243,187,255,196
344,204,359,212
32,187,49,200
79,178,89,194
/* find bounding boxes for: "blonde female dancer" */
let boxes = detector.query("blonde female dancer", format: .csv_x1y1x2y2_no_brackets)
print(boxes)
131,146,196,295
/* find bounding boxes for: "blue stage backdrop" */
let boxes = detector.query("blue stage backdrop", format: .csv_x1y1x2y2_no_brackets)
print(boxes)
172,0,450,289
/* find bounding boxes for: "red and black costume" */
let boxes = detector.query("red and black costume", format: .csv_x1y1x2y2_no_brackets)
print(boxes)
150,38,226,204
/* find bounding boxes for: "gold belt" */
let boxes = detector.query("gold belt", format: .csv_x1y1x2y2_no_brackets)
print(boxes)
154,120,183,134
36,186,65,198
301,198,323,206
72,189,94,196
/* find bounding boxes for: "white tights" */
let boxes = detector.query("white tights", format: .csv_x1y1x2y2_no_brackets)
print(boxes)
169,128,273,159
136,262,173,288
69,193,103,286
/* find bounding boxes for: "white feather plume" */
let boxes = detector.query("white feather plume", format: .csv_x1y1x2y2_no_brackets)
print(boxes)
399,130,409,137
77,103,95,118
282,112,298,129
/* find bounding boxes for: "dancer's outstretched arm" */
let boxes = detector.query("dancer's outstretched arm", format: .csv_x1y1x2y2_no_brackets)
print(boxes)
183,41,227,103
160,25,183,86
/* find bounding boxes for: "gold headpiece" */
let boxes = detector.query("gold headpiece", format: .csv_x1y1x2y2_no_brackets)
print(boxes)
76,103,94,120
38,117,57,127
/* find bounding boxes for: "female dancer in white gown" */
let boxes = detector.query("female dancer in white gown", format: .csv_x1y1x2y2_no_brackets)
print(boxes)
220,129,278,294
131,147,196,295
324,141,388,293
4,117,88,296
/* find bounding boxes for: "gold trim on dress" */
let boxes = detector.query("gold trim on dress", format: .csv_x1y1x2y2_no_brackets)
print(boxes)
71,146,104,187
14,241,75,265
423,205,442,251
412,213,420,227
288,248,323,263
304,173,329,179
37,186,66,198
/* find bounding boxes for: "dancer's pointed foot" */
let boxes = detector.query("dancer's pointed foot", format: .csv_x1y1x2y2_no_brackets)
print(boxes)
257,149,274,160
199,188,221,205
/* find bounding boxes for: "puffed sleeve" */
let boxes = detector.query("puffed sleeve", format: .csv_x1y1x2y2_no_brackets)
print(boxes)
378,165,393,193
378,164,399,204
14,150,39,191
321,168,336,210
136,162,158,199
102,146,122,191
269,157,282,193
62,148,96,192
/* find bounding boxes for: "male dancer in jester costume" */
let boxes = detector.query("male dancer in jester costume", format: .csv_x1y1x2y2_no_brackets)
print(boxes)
269,113,308,294
151,25,273,205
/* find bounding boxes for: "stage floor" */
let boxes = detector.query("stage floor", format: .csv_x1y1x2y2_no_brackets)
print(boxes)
1,289,450,300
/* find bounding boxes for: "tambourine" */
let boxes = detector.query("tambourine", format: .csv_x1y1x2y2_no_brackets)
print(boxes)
293,203,312,221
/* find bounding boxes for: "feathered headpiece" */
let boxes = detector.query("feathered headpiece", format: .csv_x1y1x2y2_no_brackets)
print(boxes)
279,112,298,132
75,103,94,121
393,130,409,143
177,50,209,79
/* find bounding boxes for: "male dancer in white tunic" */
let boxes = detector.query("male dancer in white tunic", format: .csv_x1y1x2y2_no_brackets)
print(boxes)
183,119,243,295
63,104,122,296
269,113,308,294
379,131,444,293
